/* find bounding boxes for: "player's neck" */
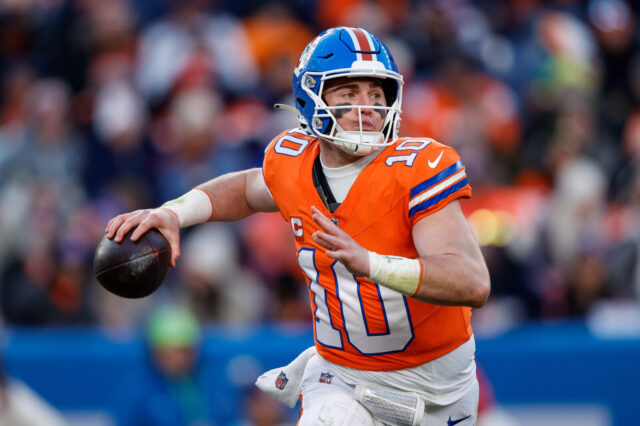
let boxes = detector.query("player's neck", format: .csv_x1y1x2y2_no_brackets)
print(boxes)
319,140,365,168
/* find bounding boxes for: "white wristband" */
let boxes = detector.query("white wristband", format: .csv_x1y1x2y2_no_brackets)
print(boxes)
367,251,423,296
161,188,213,228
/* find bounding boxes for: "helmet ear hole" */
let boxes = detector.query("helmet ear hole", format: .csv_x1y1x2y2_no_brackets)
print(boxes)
296,97,306,108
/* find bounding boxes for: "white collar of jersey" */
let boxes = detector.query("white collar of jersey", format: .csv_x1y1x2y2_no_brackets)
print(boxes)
320,149,380,178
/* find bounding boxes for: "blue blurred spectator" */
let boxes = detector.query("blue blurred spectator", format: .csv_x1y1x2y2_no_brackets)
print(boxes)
85,80,158,203
180,223,272,324
135,0,259,104
118,304,220,426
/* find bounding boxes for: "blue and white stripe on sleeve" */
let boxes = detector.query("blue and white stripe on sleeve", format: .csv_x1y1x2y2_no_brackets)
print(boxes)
408,160,468,218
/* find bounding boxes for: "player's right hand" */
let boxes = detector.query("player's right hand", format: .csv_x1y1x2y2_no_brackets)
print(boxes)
105,208,181,267
310,205,370,277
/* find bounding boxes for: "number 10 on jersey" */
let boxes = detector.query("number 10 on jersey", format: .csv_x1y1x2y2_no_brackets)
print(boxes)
298,248,415,355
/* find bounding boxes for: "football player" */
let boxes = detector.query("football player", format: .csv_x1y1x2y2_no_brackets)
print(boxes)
106,27,490,425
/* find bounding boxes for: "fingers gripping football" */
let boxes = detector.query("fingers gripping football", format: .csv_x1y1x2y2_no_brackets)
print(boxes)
310,206,370,277
105,208,181,267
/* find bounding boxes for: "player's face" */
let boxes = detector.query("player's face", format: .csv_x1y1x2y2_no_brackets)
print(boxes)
322,78,387,133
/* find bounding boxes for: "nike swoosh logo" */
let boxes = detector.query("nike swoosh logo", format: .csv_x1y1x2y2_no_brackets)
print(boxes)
428,150,444,168
447,415,471,426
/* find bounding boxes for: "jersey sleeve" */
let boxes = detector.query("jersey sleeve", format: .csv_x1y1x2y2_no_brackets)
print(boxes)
262,130,290,222
407,144,471,225
262,130,287,194
262,128,316,222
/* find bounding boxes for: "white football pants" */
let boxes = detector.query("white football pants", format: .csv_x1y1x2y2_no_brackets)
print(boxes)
298,355,479,426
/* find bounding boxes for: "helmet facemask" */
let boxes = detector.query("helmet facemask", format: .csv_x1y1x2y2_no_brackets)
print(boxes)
300,70,403,156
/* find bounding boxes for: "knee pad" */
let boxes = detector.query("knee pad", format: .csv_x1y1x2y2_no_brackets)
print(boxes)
299,393,378,426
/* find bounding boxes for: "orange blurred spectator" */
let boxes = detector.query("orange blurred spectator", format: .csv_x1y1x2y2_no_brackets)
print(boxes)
316,0,409,30
402,63,521,155
240,213,309,323
243,3,314,99
241,213,300,282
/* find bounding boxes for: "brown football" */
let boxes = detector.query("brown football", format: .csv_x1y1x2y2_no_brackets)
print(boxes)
93,229,171,298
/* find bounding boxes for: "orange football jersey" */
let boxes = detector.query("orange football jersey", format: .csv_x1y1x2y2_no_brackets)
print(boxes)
263,128,473,371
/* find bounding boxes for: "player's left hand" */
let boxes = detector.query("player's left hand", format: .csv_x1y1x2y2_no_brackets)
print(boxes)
311,205,369,276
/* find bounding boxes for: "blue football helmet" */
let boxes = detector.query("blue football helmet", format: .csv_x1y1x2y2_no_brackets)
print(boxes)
291,27,403,155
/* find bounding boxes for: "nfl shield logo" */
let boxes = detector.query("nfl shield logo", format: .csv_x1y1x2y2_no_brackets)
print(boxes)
275,371,288,390
319,372,333,384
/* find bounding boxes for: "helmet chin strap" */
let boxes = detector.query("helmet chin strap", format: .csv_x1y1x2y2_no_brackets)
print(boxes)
331,128,384,156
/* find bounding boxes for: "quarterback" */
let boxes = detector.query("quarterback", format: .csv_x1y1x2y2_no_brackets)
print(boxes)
106,27,490,425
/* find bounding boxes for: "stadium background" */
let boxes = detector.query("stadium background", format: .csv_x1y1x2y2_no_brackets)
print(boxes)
1,0,639,424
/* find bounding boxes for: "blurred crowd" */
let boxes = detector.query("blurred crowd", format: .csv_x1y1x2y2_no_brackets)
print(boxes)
0,0,639,337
